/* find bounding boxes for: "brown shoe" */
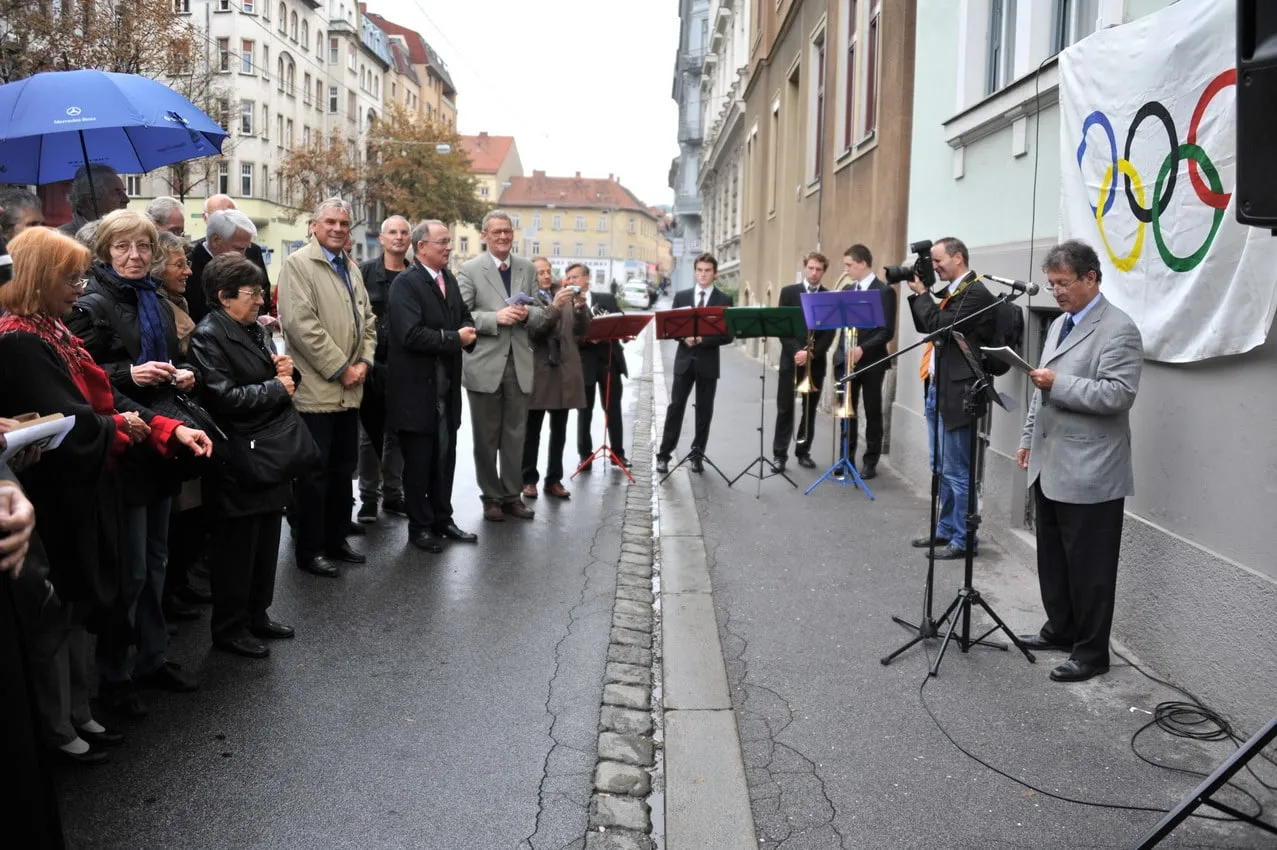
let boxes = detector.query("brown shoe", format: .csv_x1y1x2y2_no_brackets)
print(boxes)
544,482,570,499
502,499,535,519
521,484,538,499
483,500,505,522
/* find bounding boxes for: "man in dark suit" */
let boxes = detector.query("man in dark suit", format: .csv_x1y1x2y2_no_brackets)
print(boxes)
187,195,271,324
907,237,996,560
656,253,735,475
577,272,629,470
773,252,835,471
1017,240,1143,682
832,244,897,480
387,219,479,553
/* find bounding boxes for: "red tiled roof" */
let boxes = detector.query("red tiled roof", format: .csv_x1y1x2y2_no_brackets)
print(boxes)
460,133,515,175
499,171,655,216
364,12,456,95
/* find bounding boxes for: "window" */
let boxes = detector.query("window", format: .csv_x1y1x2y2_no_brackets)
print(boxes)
277,1,285,30
627,245,634,259
552,215,562,230
810,30,826,181
301,21,309,49
285,119,293,148
303,125,311,145
598,215,608,231
627,217,636,234
262,45,269,81
531,241,540,255
173,0,189,12
242,0,254,12
216,97,229,129
261,104,269,139
317,30,324,57
217,0,229,10
348,44,356,71
241,163,253,197
575,242,584,256
277,58,284,90
241,40,254,74
328,85,338,114
1053,0,1098,53
347,91,356,121
240,100,254,135
276,114,283,146
125,175,142,196
863,0,880,138
289,11,297,40
262,165,269,200
532,214,542,229
217,38,230,72
286,63,295,96
551,242,561,257
595,269,606,286
768,99,780,214
986,0,1017,95
317,79,324,110
511,214,520,228
479,185,489,197
329,37,339,65
218,162,229,195
459,236,469,253
597,243,607,258
575,215,585,231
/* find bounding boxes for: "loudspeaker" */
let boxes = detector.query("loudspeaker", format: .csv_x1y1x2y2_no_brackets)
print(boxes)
1237,1,1277,228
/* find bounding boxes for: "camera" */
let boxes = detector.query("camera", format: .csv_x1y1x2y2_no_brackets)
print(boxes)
883,239,935,287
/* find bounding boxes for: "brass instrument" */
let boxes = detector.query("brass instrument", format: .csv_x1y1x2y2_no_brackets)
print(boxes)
794,330,816,396
831,272,857,459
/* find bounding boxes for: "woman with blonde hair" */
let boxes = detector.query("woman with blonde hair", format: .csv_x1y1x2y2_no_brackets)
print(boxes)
0,226,211,763
152,230,195,353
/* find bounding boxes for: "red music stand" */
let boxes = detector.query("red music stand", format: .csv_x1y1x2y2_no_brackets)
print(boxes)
571,312,653,483
654,306,731,484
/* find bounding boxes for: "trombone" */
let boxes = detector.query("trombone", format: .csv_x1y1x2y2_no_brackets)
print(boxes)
831,273,857,458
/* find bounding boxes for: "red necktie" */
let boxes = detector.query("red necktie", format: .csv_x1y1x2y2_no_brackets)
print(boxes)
435,271,446,298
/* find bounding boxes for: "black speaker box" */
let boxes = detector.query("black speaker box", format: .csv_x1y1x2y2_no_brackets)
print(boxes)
1237,1,1277,227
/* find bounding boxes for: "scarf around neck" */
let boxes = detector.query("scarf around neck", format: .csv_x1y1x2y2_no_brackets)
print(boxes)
99,265,169,365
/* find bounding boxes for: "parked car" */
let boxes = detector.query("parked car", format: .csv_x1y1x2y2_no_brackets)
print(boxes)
622,280,653,309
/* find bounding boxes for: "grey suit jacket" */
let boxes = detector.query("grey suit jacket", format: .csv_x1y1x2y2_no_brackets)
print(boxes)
457,253,548,394
1020,296,1143,504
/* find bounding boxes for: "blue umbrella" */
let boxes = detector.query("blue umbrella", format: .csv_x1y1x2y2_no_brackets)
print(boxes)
0,69,228,186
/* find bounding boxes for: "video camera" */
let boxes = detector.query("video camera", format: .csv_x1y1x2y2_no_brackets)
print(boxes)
883,239,935,288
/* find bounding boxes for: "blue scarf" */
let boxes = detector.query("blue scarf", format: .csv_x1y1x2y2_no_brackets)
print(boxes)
100,265,169,365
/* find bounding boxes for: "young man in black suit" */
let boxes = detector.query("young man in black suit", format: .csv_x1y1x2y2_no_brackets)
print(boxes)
773,251,836,471
656,253,734,475
576,272,629,470
832,244,897,480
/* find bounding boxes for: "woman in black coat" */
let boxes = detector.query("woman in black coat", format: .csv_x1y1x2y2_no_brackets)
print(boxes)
189,254,299,659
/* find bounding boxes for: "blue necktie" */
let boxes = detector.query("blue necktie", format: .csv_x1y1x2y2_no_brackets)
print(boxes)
1057,314,1075,347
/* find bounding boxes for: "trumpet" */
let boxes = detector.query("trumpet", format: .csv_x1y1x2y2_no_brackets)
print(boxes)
794,330,816,397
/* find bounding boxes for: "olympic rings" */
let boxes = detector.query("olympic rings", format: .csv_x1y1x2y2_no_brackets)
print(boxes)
1081,69,1236,273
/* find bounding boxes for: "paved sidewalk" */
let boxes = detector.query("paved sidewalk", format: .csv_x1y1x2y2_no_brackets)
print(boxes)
656,338,1272,850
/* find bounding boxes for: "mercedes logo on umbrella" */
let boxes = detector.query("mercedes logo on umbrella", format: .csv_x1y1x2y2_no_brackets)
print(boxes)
65,106,82,116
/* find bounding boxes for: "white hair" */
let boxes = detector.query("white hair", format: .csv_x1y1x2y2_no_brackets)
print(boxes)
146,195,184,226
313,197,352,220
203,194,236,215
206,209,257,241
481,210,512,232
380,215,410,234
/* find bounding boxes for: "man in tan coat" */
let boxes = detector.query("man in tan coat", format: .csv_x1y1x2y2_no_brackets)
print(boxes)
277,198,377,577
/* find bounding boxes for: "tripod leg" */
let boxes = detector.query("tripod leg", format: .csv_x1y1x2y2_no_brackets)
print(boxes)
970,593,1035,664
929,594,967,677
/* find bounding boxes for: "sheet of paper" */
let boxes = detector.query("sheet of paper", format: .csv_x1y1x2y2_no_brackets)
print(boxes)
980,346,1034,374
505,292,535,307
0,414,75,463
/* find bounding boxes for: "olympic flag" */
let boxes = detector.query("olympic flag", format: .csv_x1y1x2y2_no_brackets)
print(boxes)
1059,0,1277,363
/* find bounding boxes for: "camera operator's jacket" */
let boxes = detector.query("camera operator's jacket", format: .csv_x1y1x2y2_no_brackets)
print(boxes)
909,271,996,430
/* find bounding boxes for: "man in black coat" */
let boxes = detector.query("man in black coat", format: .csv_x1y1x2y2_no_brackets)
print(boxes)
656,253,735,475
187,207,269,325
907,236,996,560
576,274,629,469
387,220,478,553
773,251,836,471
832,244,897,479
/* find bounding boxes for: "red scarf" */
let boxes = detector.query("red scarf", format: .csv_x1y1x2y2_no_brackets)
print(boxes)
0,311,114,413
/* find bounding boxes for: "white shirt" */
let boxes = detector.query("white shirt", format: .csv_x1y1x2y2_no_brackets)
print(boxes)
421,263,442,279
488,252,510,271
1068,292,1103,326
803,280,820,294
694,285,713,305
856,273,876,291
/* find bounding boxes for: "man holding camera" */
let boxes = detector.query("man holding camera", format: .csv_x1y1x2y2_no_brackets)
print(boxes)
907,237,995,560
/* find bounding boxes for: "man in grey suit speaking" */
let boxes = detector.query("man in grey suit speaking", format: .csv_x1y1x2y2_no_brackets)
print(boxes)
1016,239,1143,683
459,211,548,522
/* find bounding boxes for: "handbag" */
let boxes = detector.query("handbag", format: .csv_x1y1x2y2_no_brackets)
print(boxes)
222,407,320,491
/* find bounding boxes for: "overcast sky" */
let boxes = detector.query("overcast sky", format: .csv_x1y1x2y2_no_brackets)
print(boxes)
365,0,681,208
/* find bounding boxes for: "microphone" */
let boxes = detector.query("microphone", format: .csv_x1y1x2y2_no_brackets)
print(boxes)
983,274,1040,296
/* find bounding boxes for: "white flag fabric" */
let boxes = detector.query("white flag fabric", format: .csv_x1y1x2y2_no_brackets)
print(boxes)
1058,0,1277,362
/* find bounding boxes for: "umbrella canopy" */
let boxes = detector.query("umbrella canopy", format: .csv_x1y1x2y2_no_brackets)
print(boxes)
0,69,228,185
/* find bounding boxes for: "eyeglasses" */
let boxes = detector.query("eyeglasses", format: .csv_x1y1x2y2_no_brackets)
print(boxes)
486,228,514,237
109,241,153,256
237,288,265,300
1048,277,1083,292
65,274,90,291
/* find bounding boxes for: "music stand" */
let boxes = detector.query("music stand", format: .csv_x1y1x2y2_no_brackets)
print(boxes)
723,306,806,496
799,290,884,498
572,312,653,483
655,306,731,484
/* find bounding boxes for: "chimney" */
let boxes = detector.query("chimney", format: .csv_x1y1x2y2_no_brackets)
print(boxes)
478,131,488,138
575,171,581,179
608,173,613,180
533,170,546,179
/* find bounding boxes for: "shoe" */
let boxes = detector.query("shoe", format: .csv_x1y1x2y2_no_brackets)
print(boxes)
434,523,478,542
613,453,630,468
298,556,341,578
382,497,409,518
57,745,109,766
860,465,878,480
655,457,670,475
135,661,198,693
215,637,270,659
409,533,443,553
326,542,366,564
176,584,213,605
483,500,505,522
911,535,950,548
77,726,124,747
796,455,817,469
1018,633,1071,651
251,619,295,639
1050,658,1109,682
544,482,571,499
578,457,594,472
690,456,704,474
347,521,367,537
356,501,378,524
163,600,201,622
503,500,535,519
521,484,539,499
98,685,148,719
773,457,787,473
832,470,846,481
932,543,974,560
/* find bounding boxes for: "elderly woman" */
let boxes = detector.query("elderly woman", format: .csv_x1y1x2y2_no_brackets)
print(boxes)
67,209,208,716
0,227,211,761
190,254,301,659
153,230,195,354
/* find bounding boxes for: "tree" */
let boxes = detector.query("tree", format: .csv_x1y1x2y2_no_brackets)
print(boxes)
365,103,487,227
279,131,363,222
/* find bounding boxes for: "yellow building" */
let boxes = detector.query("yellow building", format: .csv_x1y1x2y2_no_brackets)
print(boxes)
454,133,523,272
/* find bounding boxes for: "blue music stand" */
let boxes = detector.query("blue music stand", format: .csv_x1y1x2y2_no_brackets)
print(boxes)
800,290,885,498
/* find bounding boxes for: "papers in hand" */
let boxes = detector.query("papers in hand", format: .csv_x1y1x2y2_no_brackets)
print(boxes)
505,292,536,307
0,414,75,464
980,346,1033,374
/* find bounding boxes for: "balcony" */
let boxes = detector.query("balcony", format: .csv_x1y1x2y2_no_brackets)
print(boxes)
673,192,702,216
679,47,706,72
678,116,703,143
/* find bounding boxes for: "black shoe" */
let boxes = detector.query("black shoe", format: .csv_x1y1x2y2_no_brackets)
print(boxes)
356,501,378,524
772,457,787,473
163,600,201,622
1019,633,1071,651
690,456,704,474
298,556,341,578
77,726,124,747
215,637,270,659
655,457,669,475
176,584,213,605
382,497,409,518
347,522,367,537
251,619,295,639
135,661,198,693
911,535,950,548
433,523,477,542
578,456,593,472
326,542,366,564
57,746,109,766
931,543,972,561
796,455,817,469
613,453,630,468
409,533,443,553
1050,658,1109,682
99,685,148,719
859,465,877,480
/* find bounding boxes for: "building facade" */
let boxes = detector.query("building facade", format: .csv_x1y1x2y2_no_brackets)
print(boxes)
670,0,709,294
455,133,524,272
363,9,457,126
897,0,1276,731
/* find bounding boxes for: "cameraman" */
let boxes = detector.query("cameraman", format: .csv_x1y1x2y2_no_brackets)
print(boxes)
906,237,995,560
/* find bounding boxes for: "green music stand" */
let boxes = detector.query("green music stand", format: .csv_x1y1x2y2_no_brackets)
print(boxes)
724,306,806,497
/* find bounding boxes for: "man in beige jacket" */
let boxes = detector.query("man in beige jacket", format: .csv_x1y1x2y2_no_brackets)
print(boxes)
277,198,377,577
